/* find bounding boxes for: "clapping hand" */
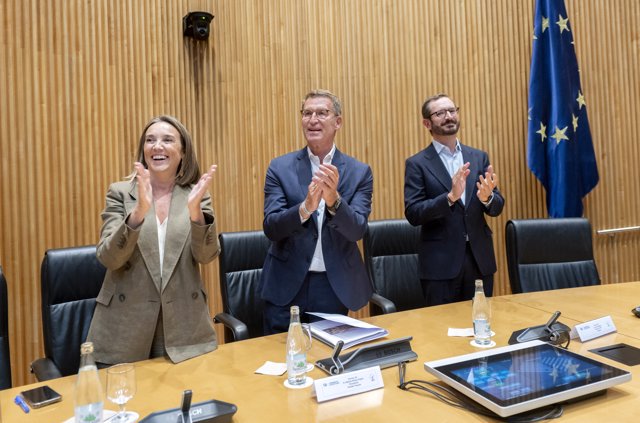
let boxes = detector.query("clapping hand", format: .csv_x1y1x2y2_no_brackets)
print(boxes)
313,163,340,207
304,179,324,215
128,162,152,229
449,162,470,202
189,164,217,224
476,165,497,203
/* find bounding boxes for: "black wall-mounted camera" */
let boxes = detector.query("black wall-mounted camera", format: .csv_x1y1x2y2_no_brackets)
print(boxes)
183,12,214,40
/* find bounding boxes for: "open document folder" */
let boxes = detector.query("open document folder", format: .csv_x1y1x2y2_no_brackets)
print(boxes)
307,312,389,349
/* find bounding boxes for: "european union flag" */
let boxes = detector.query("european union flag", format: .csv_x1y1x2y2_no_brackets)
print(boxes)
527,0,598,217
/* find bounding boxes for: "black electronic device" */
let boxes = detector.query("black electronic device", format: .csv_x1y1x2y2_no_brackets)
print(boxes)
19,385,62,408
508,311,571,347
316,336,417,375
139,390,237,423
183,12,214,40
590,343,640,366
632,306,640,318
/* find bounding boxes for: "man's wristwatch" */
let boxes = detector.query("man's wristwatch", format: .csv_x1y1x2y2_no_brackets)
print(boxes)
447,193,455,207
481,193,494,207
327,196,342,214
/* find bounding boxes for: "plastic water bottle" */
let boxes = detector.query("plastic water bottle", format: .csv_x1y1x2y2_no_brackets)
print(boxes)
472,280,492,346
286,305,308,386
74,342,104,423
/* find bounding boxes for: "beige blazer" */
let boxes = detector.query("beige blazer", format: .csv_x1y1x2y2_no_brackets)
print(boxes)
87,181,220,364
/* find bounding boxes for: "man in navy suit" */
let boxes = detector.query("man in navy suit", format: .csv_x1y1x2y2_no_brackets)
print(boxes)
404,94,504,306
260,89,373,334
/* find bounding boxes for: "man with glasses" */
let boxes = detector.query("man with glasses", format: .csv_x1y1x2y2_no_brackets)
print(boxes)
404,93,504,306
260,89,373,334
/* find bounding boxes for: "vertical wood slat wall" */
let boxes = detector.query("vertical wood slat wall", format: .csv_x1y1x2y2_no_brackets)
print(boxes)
1,0,638,386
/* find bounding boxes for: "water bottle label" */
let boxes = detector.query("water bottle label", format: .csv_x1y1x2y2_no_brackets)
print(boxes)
288,352,306,371
473,319,491,338
287,352,307,385
75,402,103,422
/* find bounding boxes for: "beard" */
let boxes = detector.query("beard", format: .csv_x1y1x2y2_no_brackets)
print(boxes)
431,119,460,136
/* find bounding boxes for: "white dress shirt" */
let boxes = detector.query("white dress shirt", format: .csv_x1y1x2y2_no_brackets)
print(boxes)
432,139,465,205
306,144,336,272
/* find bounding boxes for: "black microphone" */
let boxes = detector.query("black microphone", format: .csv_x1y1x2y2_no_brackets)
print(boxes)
180,390,193,423
544,311,561,332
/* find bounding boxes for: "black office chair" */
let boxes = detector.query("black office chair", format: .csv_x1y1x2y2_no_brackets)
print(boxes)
0,266,12,389
31,246,106,381
363,219,424,315
505,218,601,294
214,231,270,343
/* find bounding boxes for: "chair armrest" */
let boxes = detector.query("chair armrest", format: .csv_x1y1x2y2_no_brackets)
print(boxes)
369,293,397,315
214,312,250,342
31,357,63,381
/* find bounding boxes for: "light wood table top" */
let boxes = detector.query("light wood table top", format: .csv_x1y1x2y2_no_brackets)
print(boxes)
499,281,640,340
2,283,639,422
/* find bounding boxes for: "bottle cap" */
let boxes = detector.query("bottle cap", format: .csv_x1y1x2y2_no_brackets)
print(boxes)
80,342,94,354
290,305,300,314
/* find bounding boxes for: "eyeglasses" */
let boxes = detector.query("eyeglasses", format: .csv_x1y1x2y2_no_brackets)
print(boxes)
301,108,334,120
429,107,460,119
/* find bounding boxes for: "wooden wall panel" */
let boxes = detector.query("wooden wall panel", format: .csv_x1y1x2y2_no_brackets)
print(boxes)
1,0,639,386
569,1,640,283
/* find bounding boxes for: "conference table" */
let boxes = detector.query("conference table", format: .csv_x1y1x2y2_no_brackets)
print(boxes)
500,281,640,341
2,282,639,422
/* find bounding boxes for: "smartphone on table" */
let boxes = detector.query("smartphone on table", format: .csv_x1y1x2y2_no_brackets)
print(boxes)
20,385,62,408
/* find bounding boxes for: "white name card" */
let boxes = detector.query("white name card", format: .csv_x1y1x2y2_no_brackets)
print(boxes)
313,365,384,403
570,315,617,342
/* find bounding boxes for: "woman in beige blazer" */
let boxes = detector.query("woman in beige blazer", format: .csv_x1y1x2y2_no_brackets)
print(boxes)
87,115,220,364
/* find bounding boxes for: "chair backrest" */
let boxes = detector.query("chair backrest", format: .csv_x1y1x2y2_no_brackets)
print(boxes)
218,231,270,342
41,245,106,376
505,218,601,294
363,219,424,313
0,266,11,389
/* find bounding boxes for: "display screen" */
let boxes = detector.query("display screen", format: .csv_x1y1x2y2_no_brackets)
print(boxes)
436,343,629,407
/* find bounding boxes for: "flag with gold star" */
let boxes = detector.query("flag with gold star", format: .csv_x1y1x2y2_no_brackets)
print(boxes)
527,0,598,217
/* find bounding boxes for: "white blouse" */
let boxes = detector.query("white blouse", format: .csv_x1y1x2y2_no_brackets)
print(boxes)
157,216,168,277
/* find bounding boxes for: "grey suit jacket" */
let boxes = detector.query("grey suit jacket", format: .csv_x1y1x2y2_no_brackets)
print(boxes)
87,181,220,364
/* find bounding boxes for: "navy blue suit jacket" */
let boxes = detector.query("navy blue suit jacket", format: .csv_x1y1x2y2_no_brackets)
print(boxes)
260,147,373,311
404,143,504,280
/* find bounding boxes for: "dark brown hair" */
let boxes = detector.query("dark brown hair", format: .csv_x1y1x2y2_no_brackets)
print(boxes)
421,93,452,120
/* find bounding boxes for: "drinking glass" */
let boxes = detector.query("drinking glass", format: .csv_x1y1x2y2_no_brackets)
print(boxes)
301,323,314,372
301,323,313,351
106,363,136,422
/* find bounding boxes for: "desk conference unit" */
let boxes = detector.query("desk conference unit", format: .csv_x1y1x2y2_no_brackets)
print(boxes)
1,282,639,422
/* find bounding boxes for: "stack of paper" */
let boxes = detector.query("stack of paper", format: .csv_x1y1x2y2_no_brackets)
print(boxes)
307,312,389,349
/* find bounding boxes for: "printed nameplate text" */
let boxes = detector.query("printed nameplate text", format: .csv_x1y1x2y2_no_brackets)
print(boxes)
570,315,617,342
314,365,384,402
